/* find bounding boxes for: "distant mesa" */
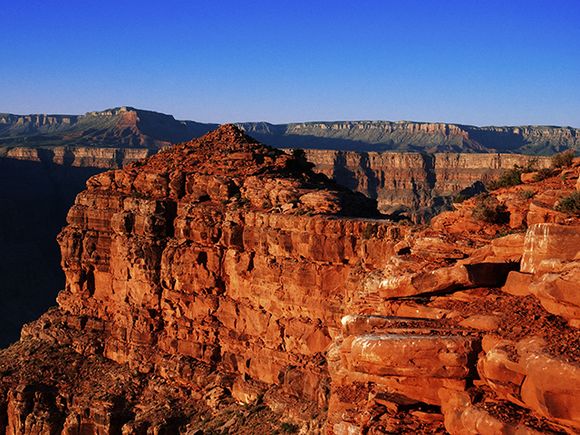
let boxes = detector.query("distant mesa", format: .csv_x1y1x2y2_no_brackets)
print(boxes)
0,106,578,154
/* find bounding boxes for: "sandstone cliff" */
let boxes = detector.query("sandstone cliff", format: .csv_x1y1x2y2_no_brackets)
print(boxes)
302,150,552,220
1,126,579,434
0,146,152,169
0,143,550,347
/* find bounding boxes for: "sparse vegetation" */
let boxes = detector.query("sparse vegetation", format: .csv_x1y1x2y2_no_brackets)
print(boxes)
280,422,300,433
523,157,539,172
518,190,535,200
362,224,376,239
472,194,510,224
551,150,575,169
533,168,556,182
453,193,469,203
555,192,580,215
486,167,523,190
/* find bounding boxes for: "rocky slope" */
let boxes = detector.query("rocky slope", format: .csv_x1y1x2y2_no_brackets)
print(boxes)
1,125,579,434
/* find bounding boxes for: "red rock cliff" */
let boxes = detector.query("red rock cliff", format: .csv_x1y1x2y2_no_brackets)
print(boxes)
1,126,579,434
0,125,404,433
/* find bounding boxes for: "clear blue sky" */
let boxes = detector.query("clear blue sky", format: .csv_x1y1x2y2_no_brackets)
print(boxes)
1,0,579,126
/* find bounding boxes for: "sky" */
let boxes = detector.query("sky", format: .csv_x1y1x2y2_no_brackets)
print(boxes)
0,0,579,126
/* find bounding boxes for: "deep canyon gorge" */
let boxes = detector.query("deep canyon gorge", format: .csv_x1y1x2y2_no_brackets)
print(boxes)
0,108,578,434
0,141,552,347
0,124,578,434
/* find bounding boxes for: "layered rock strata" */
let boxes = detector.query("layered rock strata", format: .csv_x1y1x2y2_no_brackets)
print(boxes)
1,144,551,219
0,125,401,432
2,107,578,153
0,143,548,346
1,126,579,434
0,146,152,168
302,150,551,220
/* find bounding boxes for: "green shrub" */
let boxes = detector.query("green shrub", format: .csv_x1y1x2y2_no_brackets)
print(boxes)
518,190,535,200
486,167,522,190
453,193,469,203
555,192,580,215
533,168,556,182
472,194,510,224
522,158,539,173
280,422,300,433
551,150,575,168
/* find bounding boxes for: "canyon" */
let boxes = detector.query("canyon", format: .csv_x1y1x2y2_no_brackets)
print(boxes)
1,143,552,218
0,144,551,347
0,125,579,434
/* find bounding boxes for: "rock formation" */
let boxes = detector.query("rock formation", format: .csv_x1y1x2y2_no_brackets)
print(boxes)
243,121,580,154
0,136,552,347
0,107,217,149
0,144,553,222
301,150,551,220
1,125,579,434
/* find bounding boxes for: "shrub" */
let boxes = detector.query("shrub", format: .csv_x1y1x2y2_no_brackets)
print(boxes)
518,190,535,200
533,168,556,182
280,422,300,433
486,167,522,190
555,192,580,215
472,194,510,224
551,150,575,168
362,224,376,239
522,157,539,173
453,193,469,203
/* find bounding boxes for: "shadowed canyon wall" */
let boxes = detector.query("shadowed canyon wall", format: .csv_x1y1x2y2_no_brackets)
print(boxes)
302,150,550,220
0,159,102,346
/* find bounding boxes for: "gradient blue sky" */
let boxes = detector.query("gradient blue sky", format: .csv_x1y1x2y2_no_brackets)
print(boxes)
1,0,579,126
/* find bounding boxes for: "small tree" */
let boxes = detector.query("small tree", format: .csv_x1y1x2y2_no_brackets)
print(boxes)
472,194,510,224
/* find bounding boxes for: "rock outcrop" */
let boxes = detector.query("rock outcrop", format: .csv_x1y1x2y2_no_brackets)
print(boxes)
0,143,551,348
1,125,579,434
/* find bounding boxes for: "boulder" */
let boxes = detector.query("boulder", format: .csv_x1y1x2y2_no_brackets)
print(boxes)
521,223,580,274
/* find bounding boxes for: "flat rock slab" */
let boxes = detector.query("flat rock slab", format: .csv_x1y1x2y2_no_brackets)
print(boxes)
345,333,477,378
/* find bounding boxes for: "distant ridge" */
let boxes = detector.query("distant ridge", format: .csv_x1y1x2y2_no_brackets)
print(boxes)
0,107,217,149
0,107,578,154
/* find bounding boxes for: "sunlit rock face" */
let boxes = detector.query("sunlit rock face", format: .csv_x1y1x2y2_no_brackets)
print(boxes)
0,126,578,434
